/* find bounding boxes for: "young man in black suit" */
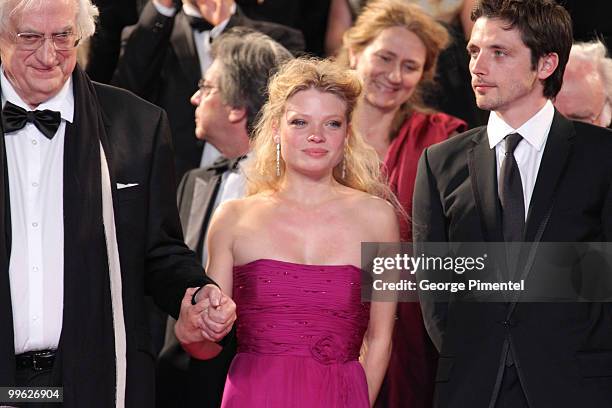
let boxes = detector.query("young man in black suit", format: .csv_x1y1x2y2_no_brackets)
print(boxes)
413,0,612,407
0,0,235,406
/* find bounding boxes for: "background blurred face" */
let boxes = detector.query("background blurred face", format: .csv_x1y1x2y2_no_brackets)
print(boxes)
351,26,426,113
467,17,542,116
191,60,232,149
278,88,348,179
554,58,607,126
0,0,78,107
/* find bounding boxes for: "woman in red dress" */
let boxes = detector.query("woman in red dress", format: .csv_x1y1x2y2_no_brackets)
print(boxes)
339,1,467,406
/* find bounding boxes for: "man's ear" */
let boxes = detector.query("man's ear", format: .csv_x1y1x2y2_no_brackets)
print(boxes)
228,107,247,124
537,52,559,80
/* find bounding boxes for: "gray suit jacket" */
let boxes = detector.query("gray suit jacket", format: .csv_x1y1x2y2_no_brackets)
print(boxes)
157,156,240,408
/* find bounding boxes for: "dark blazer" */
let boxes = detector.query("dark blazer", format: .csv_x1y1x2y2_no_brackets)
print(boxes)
236,0,330,56
178,158,236,259
0,81,212,407
86,0,139,83
412,111,612,407
112,2,304,179
156,158,239,408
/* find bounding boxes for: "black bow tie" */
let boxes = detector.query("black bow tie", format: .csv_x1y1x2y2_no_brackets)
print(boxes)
2,101,61,139
186,15,215,33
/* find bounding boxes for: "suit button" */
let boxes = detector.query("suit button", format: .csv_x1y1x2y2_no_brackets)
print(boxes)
153,22,164,32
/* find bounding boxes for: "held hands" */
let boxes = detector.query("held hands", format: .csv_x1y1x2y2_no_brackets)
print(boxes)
175,285,236,358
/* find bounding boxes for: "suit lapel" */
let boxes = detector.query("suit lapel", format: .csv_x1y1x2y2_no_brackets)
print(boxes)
0,97,17,385
185,173,221,251
171,12,202,85
1,113,11,265
468,128,504,242
524,111,574,242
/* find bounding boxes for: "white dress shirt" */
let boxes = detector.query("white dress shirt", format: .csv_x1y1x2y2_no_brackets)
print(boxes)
487,100,555,220
153,1,232,167
2,68,74,354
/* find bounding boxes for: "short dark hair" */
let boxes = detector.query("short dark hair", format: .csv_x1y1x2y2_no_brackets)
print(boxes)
211,28,293,135
471,0,573,98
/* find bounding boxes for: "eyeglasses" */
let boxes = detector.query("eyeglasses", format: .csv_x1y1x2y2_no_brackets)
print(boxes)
13,31,80,51
197,78,218,97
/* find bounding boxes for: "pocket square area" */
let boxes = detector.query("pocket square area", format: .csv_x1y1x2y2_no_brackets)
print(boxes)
117,183,139,189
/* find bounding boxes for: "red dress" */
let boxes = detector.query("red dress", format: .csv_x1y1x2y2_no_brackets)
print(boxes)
377,111,466,408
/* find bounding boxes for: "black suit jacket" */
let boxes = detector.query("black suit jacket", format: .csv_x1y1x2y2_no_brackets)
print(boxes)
112,2,304,179
412,111,612,407
0,81,212,406
86,0,139,83
156,158,240,408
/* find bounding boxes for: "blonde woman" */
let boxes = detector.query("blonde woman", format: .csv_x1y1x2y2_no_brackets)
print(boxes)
184,58,399,407
339,1,467,407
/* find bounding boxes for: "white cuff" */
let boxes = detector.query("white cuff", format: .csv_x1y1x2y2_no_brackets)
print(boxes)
152,0,177,17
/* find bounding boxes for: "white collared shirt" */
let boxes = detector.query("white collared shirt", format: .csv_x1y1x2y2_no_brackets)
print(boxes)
2,68,73,353
153,0,227,168
487,100,555,220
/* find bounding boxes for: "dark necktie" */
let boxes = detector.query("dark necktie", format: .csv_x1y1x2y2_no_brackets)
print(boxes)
2,101,61,139
499,133,524,368
185,15,214,32
499,133,525,242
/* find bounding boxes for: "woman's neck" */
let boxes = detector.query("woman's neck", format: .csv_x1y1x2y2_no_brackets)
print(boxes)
276,171,344,207
353,101,398,160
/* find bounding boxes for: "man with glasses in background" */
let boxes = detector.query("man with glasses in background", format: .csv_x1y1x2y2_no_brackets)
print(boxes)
0,1,236,407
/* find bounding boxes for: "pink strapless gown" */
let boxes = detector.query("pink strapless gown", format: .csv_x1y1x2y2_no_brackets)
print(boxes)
221,259,370,408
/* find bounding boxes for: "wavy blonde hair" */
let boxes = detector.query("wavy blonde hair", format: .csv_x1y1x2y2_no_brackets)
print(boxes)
338,0,449,128
245,57,394,203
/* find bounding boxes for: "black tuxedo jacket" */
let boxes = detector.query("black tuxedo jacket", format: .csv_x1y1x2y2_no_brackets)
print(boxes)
0,81,212,407
112,2,304,179
413,111,612,407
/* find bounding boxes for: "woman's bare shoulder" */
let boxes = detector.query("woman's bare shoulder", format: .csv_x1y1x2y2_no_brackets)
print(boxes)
343,189,395,214
343,190,399,240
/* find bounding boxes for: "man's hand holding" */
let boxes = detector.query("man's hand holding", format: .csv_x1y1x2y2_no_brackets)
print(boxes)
175,285,236,344
195,284,237,342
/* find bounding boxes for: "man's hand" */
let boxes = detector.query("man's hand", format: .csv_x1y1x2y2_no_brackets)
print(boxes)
175,285,236,344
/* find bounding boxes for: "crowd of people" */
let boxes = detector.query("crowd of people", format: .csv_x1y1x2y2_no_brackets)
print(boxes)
1,0,611,407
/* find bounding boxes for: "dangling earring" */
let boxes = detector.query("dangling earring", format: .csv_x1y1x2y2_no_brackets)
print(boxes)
275,139,281,177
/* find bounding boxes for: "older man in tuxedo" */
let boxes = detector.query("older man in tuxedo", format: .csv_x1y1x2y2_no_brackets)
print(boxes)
112,0,304,180
413,0,612,407
0,0,235,407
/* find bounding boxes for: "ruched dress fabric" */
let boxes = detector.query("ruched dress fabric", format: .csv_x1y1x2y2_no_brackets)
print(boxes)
221,259,370,408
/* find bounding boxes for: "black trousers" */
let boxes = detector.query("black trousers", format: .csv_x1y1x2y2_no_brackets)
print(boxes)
494,365,530,408
13,365,61,408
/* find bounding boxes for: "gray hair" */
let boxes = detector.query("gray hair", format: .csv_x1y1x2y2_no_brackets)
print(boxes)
0,0,98,40
211,27,293,135
570,39,612,126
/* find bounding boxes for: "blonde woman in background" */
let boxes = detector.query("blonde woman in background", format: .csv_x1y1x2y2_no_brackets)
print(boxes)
183,58,399,407
339,1,467,407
